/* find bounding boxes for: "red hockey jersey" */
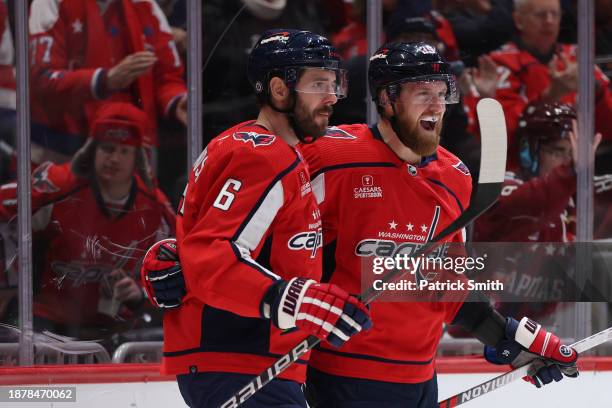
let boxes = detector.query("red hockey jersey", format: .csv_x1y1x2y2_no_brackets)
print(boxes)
299,124,472,383
162,121,322,382
484,42,612,169
28,0,186,148
0,161,175,331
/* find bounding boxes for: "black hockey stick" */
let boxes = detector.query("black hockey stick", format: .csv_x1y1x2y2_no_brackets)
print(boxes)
220,98,508,408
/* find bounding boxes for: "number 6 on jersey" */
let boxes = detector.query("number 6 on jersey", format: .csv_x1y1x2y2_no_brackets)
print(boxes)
213,179,242,211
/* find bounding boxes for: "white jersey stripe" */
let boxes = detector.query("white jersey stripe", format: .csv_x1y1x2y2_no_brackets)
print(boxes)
311,173,325,204
235,179,284,253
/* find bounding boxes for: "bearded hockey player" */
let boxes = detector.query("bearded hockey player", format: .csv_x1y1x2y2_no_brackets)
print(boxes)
153,29,371,408
295,42,576,407
0,102,174,342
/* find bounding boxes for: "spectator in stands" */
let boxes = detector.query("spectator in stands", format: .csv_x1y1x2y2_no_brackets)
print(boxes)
28,0,188,164
470,102,602,324
0,102,175,345
482,0,612,170
436,0,514,67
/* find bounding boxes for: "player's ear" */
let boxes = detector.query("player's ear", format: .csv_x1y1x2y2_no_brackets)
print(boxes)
269,77,290,105
513,10,524,31
377,89,393,117
378,89,390,107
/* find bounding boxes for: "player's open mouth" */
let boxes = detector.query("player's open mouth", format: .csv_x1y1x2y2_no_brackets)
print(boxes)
419,116,438,131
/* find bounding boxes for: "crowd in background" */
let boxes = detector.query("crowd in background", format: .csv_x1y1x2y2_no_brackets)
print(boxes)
0,0,610,361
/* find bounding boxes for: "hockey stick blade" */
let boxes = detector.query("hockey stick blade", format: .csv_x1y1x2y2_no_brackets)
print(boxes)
438,326,612,407
220,98,507,408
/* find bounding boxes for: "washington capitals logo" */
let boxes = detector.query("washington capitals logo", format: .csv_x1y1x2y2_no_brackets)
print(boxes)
32,162,59,193
233,132,276,147
453,161,470,176
324,126,357,140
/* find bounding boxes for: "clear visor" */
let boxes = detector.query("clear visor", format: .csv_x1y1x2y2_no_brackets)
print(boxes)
293,67,348,99
393,75,460,105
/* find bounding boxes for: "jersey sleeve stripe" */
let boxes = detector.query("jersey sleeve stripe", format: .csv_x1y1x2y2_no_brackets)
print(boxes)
227,155,301,282
235,179,284,252
425,178,464,212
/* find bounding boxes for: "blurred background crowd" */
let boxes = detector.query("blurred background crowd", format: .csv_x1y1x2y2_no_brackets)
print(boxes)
0,0,611,364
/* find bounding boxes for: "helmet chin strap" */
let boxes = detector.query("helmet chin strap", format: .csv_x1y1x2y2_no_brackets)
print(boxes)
268,91,315,144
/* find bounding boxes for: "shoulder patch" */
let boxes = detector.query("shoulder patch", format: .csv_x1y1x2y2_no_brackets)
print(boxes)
32,161,59,193
233,131,276,147
452,161,470,176
324,126,357,140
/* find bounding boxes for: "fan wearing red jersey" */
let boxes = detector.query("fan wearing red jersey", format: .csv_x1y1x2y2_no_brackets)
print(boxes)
28,0,188,162
152,30,370,408
471,102,602,323
0,102,175,342
466,0,612,170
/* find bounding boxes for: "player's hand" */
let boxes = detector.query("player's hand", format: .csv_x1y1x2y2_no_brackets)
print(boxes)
545,53,578,101
484,317,578,388
111,269,143,304
140,238,186,309
107,51,157,91
263,278,373,348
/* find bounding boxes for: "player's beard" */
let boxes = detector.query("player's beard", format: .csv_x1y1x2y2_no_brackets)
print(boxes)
293,98,333,139
394,113,442,157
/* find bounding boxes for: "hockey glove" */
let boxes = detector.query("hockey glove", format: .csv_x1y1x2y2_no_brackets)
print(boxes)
140,238,186,309
484,316,578,388
262,277,373,348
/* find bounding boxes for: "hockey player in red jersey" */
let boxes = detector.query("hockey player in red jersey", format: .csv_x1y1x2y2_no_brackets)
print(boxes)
0,102,175,341
152,30,371,408
476,0,612,170
299,42,578,407
28,0,188,161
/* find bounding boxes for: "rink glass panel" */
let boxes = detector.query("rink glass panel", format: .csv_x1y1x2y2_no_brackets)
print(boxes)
1,0,610,368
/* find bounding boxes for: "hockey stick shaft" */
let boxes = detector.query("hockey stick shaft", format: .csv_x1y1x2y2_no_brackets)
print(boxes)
438,326,612,407
220,98,507,408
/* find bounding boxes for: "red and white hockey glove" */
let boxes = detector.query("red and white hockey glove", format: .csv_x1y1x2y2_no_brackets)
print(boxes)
262,278,373,348
485,317,578,388
140,238,186,309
